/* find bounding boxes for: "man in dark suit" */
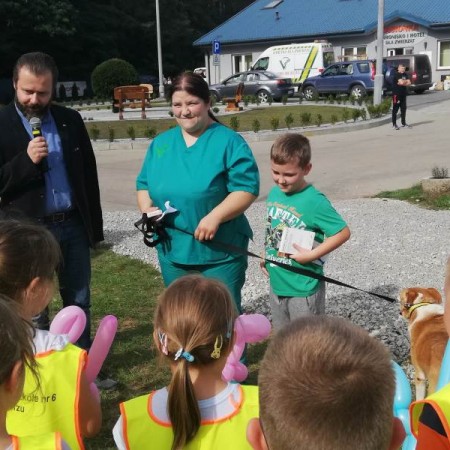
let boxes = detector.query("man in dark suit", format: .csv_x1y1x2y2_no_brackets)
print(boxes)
0,52,103,350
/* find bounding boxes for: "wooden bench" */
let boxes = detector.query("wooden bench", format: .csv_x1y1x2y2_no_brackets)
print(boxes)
113,85,152,120
224,82,244,112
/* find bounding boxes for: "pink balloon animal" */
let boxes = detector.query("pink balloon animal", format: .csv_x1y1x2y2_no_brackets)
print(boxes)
50,307,118,400
222,314,271,382
50,305,86,343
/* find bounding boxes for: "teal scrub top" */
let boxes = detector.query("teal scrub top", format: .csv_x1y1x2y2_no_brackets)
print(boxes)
136,123,260,265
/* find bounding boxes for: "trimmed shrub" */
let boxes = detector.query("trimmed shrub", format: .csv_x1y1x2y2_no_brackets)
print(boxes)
281,95,288,105
360,108,367,120
284,113,294,129
126,126,136,140
90,125,100,141
212,106,220,114
91,58,139,99
351,109,361,122
108,127,115,142
230,116,240,131
58,84,66,101
144,127,157,139
270,117,279,131
315,113,323,127
330,114,338,125
252,119,261,133
300,112,312,127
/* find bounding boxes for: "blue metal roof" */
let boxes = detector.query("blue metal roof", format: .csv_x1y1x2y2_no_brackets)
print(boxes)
194,0,450,46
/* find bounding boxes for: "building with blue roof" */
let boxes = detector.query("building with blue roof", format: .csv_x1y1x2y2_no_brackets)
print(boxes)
195,0,450,86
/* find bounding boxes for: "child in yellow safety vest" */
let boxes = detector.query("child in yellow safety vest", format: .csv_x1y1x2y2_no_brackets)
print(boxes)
0,295,72,449
113,274,259,450
0,220,101,450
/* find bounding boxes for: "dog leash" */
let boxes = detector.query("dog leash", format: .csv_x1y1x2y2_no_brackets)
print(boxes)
134,214,397,304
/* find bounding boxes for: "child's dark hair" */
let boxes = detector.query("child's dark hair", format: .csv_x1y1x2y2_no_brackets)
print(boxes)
0,220,61,303
271,133,311,168
168,72,219,123
154,274,237,450
0,295,39,388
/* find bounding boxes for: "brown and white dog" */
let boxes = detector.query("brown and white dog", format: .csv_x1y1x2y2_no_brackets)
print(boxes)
399,287,448,400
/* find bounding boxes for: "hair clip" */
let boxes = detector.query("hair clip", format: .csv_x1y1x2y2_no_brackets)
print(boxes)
174,348,194,363
158,331,169,355
226,318,233,339
211,335,223,359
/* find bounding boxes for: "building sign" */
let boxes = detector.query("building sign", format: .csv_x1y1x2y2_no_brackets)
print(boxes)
383,23,426,46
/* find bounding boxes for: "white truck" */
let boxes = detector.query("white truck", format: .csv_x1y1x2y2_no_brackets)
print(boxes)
252,42,335,90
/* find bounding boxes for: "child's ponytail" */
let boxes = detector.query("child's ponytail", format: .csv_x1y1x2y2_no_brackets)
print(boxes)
168,357,200,450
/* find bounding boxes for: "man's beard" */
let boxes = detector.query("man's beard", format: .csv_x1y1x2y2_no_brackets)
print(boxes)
15,94,50,120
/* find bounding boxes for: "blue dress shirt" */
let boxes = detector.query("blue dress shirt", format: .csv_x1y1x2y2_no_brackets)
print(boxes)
15,105,73,214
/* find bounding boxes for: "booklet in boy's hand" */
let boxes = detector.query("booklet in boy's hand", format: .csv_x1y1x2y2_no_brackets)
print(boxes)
278,228,315,255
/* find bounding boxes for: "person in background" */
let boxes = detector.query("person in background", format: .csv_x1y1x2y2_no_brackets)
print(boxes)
390,63,412,130
136,72,259,312
247,316,405,450
113,274,258,449
0,51,103,351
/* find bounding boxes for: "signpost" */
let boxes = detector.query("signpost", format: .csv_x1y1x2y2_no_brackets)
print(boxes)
212,40,221,82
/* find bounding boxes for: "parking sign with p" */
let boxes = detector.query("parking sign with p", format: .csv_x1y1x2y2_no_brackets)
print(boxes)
213,40,221,55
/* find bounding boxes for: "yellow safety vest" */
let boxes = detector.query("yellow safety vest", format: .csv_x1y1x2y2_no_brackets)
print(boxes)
7,343,86,450
410,383,450,441
11,431,63,449
120,385,259,449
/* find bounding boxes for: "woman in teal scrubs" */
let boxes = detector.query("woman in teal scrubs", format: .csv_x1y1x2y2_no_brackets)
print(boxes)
136,72,260,311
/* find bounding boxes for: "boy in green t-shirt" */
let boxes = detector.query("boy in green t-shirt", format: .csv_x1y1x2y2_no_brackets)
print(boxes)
262,133,350,330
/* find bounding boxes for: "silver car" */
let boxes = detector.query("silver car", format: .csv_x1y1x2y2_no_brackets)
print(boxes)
209,70,294,103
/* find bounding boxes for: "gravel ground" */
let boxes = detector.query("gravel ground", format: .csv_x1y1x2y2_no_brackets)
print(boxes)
104,198,450,371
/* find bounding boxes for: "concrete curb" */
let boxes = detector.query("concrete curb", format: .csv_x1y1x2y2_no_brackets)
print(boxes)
241,115,392,142
91,114,392,151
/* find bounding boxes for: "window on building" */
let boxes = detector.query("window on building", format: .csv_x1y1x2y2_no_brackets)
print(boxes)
233,54,253,73
262,0,283,9
438,41,450,68
387,48,413,56
342,47,366,61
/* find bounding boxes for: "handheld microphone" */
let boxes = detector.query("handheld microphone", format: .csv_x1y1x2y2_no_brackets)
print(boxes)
30,117,42,138
29,117,48,172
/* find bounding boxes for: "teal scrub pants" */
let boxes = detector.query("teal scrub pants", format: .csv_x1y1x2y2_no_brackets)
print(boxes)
157,253,248,313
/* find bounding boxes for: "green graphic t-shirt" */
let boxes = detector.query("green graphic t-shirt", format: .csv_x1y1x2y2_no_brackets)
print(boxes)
265,184,347,297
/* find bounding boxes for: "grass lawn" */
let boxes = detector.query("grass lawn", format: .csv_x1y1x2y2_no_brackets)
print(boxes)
65,245,265,449
84,105,361,140
375,184,450,210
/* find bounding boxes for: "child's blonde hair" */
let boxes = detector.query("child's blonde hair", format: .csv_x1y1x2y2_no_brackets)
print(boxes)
0,220,61,303
0,295,39,389
154,274,237,450
259,316,395,450
270,133,311,168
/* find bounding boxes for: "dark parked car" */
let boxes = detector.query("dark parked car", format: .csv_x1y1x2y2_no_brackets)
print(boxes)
383,54,432,94
302,60,377,99
209,70,294,103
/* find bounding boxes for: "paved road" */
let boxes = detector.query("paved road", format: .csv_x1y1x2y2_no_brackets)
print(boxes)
94,91,450,211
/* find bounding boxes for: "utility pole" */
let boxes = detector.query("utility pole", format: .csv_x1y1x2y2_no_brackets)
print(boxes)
373,0,384,105
156,0,164,99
